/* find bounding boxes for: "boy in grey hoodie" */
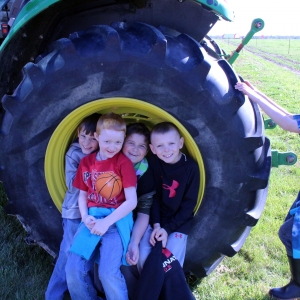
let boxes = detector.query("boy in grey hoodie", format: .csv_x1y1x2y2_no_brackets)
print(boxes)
45,113,100,300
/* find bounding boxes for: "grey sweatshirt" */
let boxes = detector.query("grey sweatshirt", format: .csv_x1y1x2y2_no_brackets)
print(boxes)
61,142,87,219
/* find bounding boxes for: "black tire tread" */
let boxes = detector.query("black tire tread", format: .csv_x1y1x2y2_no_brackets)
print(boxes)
0,22,271,276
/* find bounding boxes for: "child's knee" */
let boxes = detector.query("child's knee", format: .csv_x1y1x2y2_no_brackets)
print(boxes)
98,267,120,284
278,219,293,243
66,254,89,283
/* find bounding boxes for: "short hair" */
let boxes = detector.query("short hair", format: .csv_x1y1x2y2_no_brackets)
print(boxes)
150,122,180,139
126,123,150,145
77,113,101,135
96,112,126,135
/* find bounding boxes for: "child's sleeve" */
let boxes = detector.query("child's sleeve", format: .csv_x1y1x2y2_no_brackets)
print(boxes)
163,162,200,234
65,150,81,192
148,156,161,224
72,159,88,191
293,115,300,131
136,167,155,215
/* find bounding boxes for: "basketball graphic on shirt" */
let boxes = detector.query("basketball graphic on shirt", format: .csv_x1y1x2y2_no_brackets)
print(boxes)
95,172,123,200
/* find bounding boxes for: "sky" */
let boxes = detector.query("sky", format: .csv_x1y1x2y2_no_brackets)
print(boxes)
208,0,300,37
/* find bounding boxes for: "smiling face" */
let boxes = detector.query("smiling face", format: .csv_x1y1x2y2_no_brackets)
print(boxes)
122,133,148,164
77,128,99,155
94,129,125,160
150,129,184,164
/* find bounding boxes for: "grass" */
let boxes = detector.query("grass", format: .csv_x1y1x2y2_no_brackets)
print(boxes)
1,39,300,299
0,182,54,299
217,38,300,72
218,38,300,61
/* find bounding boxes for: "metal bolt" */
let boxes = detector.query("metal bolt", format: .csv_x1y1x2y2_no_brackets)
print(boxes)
178,0,184,2
12,55,18,61
255,22,263,29
22,32,27,38
268,120,276,128
286,155,296,164
39,35,44,39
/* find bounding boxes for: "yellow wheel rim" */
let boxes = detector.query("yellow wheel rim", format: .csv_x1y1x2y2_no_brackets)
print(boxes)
45,98,205,213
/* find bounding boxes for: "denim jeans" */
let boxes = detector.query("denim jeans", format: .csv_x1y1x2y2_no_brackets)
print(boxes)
45,218,81,300
66,224,128,300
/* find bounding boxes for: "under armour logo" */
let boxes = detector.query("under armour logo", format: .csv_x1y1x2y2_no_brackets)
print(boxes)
175,233,183,238
162,180,179,198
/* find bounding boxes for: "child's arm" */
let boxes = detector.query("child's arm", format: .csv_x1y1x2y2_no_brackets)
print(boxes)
78,190,96,230
126,189,154,265
243,80,290,115
90,186,137,236
149,192,167,246
150,193,161,229
65,149,82,191
126,212,149,265
235,82,299,133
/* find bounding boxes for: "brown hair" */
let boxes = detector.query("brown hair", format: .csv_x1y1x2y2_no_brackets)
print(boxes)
126,123,150,145
77,113,101,135
96,112,126,135
150,122,180,139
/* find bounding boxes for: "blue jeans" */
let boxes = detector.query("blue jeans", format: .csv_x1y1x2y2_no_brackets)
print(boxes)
45,218,81,300
66,224,128,300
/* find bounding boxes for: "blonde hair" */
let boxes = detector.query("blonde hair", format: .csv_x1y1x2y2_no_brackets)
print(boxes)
96,112,126,135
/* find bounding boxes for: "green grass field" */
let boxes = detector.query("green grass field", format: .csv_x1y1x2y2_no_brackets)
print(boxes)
1,39,300,299
219,38,300,60
216,38,300,73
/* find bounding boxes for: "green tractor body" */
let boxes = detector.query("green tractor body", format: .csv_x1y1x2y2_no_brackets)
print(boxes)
0,0,271,279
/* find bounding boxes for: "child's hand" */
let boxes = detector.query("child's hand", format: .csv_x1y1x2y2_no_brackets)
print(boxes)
235,82,257,98
150,227,168,248
82,215,96,230
235,82,249,92
150,227,160,246
126,243,139,265
90,218,110,236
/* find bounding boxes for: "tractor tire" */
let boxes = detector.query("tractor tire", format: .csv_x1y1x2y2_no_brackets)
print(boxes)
0,22,271,277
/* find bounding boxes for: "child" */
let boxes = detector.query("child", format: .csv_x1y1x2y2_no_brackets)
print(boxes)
142,122,200,267
65,112,137,300
235,80,300,300
122,123,155,269
45,113,99,300
121,123,155,298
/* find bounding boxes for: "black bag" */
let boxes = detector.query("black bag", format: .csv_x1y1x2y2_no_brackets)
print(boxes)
133,241,195,300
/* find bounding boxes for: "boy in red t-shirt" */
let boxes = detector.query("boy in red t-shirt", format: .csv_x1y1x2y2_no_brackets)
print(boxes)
66,112,137,300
